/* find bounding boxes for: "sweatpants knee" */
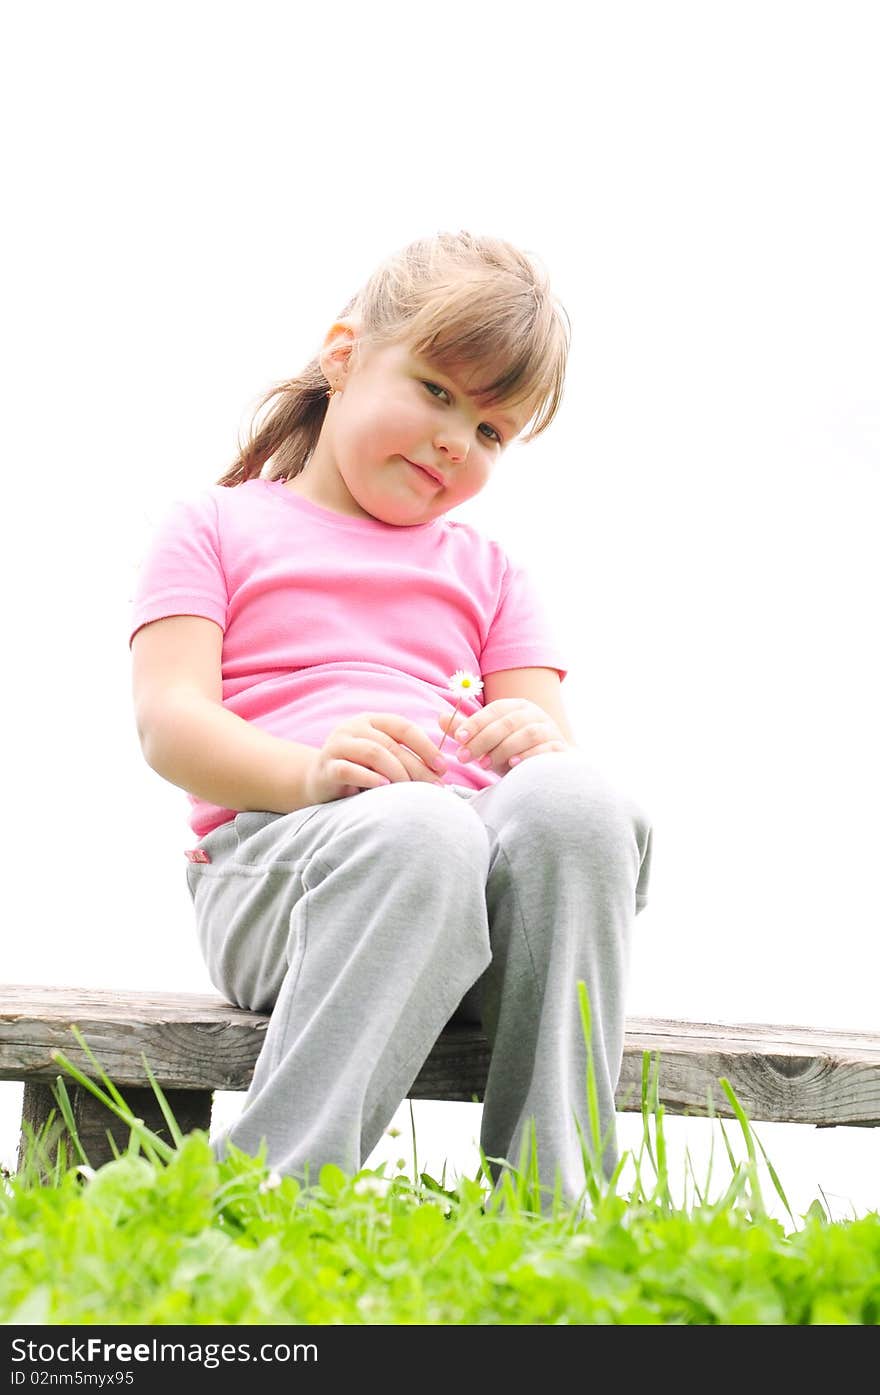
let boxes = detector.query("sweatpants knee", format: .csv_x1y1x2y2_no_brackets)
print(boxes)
335,780,491,886
502,751,651,883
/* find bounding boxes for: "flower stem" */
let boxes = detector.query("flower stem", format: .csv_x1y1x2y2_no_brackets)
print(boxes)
437,698,463,755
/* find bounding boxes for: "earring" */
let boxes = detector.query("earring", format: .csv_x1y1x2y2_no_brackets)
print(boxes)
326,385,338,398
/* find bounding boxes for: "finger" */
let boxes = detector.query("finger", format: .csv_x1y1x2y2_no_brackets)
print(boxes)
454,713,548,764
328,758,396,792
448,702,539,757
395,745,449,784
336,736,446,787
369,714,449,775
502,741,569,770
440,708,485,751
340,736,420,784
437,707,461,737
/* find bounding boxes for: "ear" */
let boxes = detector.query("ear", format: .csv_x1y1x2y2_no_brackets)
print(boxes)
319,317,363,391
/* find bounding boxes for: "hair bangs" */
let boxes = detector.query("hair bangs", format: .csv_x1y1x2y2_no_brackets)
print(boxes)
395,279,568,441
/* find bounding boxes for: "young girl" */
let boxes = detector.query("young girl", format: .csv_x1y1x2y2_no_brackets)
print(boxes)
130,230,652,1209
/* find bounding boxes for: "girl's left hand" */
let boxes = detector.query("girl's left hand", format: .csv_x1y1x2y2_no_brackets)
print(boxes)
438,699,570,774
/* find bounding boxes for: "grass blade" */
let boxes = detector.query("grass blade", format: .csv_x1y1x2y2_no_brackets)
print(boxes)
140,1055,185,1149
751,1124,797,1231
719,1076,765,1218
576,981,603,1170
49,1077,91,1169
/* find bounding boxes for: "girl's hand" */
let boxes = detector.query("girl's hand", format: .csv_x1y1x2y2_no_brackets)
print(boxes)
304,712,450,803
438,699,570,775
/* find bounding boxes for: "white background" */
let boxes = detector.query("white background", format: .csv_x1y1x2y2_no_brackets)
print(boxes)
2,1,878,1225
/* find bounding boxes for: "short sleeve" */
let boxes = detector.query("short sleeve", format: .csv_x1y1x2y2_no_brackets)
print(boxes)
128,490,229,646
479,559,568,681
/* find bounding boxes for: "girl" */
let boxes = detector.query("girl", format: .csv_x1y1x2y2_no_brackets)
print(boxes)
130,230,652,1209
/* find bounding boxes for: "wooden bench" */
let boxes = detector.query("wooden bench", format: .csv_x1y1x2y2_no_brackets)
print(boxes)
2,985,880,1173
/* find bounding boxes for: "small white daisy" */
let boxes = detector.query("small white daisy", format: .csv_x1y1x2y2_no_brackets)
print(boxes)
448,669,484,697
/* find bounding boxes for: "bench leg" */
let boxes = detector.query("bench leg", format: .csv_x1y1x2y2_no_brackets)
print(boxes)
17,1082,214,1175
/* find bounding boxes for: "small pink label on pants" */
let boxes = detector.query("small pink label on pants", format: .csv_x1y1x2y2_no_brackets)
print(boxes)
184,848,211,864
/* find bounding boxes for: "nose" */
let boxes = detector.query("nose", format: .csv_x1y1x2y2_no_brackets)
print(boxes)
433,424,470,463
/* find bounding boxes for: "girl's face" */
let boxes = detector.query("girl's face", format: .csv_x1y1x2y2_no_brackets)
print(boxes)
290,327,530,526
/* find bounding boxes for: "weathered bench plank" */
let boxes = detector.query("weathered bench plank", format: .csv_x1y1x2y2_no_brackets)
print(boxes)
0,987,267,1093
3,985,879,1173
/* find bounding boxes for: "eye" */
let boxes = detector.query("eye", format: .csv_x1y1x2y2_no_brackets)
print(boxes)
423,382,503,445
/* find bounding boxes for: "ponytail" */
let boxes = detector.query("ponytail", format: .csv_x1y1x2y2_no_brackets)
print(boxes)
217,357,330,487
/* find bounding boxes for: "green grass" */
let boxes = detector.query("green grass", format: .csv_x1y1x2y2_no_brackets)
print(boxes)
2,985,878,1325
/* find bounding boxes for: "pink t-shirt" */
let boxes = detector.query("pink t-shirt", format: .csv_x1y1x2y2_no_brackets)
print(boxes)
129,479,567,837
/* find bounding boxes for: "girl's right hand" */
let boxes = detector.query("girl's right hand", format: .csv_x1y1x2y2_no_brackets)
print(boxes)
303,712,451,804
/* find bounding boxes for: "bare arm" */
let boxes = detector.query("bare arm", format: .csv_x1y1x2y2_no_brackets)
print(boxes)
131,615,450,815
480,667,577,744
131,615,321,814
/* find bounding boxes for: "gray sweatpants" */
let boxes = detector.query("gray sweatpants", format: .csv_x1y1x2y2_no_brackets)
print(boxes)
185,751,652,1204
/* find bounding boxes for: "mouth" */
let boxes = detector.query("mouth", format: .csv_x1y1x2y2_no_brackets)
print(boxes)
404,458,445,488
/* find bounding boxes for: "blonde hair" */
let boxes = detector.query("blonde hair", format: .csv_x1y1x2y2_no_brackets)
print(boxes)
218,230,571,487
